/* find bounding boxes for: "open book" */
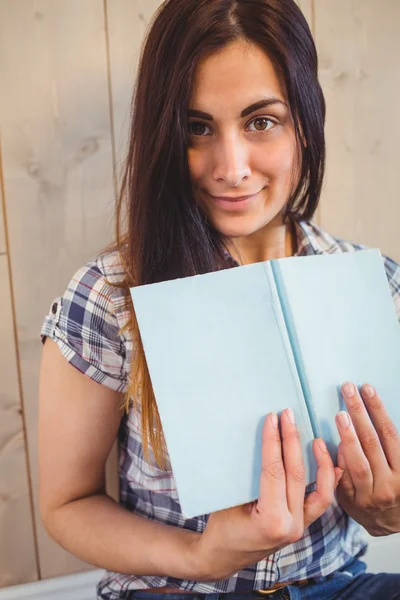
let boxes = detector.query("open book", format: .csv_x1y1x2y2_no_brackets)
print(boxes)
130,249,400,518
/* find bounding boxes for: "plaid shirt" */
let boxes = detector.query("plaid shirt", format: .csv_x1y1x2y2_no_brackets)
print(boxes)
41,221,400,598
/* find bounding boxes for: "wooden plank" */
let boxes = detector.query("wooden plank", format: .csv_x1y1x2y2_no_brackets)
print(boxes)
0,256,38,588
106,0,164,174
0,0,116,581
0,148,6,255
0,209,5,255
315,0,400,262
295,1,320,225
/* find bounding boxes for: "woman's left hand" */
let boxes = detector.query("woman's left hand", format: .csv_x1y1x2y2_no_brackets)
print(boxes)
335,382,400,536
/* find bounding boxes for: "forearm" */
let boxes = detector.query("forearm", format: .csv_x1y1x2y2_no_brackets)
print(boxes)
44,493,203,579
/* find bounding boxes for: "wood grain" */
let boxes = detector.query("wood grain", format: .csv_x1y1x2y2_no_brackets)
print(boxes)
0,208,5,255
106,0,164,177
315,0,400,261
0,0,115,581
0,144,6,255
0,255,38,588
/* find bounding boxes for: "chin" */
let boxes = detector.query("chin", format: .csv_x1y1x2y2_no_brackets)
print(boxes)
210,215,265,238
209,208,283,238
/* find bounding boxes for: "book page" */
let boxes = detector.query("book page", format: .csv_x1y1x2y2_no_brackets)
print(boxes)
276,249,400,460
131,263,314,518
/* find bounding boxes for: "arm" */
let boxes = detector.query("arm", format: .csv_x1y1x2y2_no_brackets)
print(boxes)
39,339,201,579
39,339,339,581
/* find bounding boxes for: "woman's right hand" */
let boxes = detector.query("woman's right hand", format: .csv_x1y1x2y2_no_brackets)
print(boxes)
190,408,343,581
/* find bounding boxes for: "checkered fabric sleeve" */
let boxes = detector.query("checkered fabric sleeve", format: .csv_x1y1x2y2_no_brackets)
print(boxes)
40,258,129,393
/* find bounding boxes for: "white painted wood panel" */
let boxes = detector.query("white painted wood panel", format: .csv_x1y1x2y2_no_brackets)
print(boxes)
0,150,6,255
315,0,400,262
0,204,5,255
106,0,164,175
0,255,38,588
0,0,115,581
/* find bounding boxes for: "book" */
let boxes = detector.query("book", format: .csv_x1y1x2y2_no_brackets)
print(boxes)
130,249,400,518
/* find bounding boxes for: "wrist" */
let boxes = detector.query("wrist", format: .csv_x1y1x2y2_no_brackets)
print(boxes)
188,535,231,581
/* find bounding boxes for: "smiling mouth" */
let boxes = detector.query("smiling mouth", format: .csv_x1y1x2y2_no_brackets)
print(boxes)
205,190,260,212
208,193,259,202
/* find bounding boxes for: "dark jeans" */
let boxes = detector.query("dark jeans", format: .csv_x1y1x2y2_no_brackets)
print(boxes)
130,557,400,599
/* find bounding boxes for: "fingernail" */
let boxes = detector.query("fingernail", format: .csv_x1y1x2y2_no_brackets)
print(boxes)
336,411,351,429
286,408,295,424
362,384,375,398
317,438,327,453
342,382,355,398
270,412,278,428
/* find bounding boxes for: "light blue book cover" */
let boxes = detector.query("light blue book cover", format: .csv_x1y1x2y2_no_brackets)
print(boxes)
130,249,400,518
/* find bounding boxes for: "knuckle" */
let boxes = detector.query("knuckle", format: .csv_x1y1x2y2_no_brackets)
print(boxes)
380,421,399,440
265,429,281,444
318,489,334,509
374,487,396,508
358,432,379,450
369,398,384,411
288,524,304,544
288,429,301,442
340,479,354,493
349,401,364,414
266,517,290,543
353,463,370,481
290,464,306,483
282,428,301,444
265,460,285,481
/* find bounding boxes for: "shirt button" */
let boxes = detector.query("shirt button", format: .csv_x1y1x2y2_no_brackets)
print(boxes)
51,302,58,314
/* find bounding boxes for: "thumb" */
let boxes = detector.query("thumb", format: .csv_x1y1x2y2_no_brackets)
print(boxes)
336,443,355,497
334,467,344,489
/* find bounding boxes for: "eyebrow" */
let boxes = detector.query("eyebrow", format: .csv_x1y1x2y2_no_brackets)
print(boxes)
187,98,288,121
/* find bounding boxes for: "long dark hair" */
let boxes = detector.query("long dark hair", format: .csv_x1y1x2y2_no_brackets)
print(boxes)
115,0,326,466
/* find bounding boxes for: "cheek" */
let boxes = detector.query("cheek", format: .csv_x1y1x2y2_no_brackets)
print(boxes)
255,136,296,178
187,148,207,186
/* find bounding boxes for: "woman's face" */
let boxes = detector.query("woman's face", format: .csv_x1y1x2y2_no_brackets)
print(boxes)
188,41,299,238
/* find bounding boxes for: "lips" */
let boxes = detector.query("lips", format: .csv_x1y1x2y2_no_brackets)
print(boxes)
209,193,258,202
206,191,259,211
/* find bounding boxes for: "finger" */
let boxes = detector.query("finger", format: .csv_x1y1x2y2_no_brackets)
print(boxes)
280,408,306,518
303,438,335,528
360,383,400,472
341,382,390,479
258,412,287,512
335,410,373,501
334,467,344,489
336,443,355,498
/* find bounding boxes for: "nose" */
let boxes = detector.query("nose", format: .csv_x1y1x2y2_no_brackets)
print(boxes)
212,135,251,187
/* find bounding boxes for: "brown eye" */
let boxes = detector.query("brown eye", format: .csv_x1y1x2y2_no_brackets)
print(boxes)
249,117,274,132
188,122,209,136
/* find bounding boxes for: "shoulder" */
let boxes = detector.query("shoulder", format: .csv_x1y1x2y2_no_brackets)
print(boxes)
60,248,131,337
298,221,368,254
41,248,132,392
299,221,400,318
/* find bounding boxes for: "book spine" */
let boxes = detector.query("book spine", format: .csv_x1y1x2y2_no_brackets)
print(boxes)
268,261,319,439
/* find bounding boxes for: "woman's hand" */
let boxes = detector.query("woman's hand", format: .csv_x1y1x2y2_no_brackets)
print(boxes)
336,382,400,537
191,409,342,581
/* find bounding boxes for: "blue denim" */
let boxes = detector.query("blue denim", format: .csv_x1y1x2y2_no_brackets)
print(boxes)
129,557,400,599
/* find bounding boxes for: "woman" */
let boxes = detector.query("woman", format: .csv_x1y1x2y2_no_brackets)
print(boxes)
39,0,400,598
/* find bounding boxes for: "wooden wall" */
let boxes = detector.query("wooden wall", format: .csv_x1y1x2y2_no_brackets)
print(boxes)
0,0,399,588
